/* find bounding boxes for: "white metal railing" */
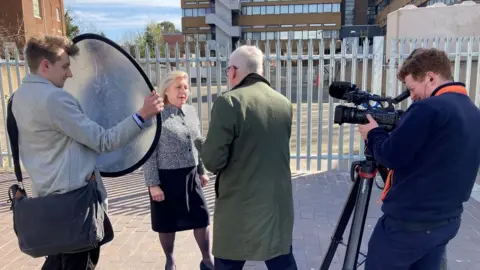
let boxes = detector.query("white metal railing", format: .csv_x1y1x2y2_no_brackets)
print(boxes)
1,36,479,172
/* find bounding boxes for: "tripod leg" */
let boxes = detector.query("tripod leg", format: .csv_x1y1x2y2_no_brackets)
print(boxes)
440,250,449,270
342,161,376,270
320,171,361,270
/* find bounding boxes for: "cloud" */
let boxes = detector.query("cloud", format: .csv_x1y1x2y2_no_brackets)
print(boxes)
65,0,180,8
71,10,182,30
65,1,184,41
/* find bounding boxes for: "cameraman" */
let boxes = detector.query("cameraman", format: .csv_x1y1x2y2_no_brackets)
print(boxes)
358,48,480,270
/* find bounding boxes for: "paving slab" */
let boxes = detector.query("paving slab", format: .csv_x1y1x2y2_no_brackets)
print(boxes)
0,170,479,270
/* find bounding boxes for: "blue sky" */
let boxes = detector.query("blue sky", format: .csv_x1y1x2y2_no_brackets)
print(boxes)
64,0,182,42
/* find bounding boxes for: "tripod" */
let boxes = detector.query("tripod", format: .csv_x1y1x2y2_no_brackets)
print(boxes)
320,145,389,270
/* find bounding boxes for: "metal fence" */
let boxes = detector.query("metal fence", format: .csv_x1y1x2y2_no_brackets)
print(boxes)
1,36,479,172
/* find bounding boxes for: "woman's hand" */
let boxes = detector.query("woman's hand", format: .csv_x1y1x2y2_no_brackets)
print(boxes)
149,185,165,202
199,174,209,187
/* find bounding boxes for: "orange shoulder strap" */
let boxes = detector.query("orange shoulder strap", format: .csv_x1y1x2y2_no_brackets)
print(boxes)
378,170,394,203
433,84,468,96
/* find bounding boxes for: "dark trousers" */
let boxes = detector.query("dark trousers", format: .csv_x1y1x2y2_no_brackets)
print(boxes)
365,215,460,270
214,246,297,270
41,247,101,270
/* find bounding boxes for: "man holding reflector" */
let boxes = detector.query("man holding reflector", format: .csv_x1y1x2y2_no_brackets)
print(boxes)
8,34,164,270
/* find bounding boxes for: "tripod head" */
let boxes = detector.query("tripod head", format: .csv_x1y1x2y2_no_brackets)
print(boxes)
349,141,387,189
362,140,374,160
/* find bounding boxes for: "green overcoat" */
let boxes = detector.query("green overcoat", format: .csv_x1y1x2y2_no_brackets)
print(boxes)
201,73,294,261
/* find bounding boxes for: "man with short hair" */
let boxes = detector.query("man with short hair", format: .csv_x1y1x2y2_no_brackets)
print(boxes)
12,34,164,269
200,45,297,270
358,48,480,269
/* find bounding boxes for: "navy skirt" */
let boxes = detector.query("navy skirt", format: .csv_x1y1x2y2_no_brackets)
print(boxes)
149,166,210,233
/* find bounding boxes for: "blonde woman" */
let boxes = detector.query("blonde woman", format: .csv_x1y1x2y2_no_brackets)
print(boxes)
143,70,213,270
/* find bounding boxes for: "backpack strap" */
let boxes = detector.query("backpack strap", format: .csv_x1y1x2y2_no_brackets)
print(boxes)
7,94,24,186
6,94,28,210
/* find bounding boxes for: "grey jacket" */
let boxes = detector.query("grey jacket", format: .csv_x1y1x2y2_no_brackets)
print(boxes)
11,74,144,207
143,103,205,187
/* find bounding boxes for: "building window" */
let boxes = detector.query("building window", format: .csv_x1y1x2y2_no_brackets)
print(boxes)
56,8,60,21
266,6,274,14
294,5,302,13
33,0,41,18
184,9,193,16
294,31,302,39
238,3,342,15
324,4,332,12
182,8,208,17
332,4,340,12
288,5,295,14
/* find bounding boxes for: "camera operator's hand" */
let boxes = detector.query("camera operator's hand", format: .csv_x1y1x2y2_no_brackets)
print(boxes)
358,114,379,140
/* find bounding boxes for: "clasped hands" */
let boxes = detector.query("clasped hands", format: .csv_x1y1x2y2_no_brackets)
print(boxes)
357,114,379,140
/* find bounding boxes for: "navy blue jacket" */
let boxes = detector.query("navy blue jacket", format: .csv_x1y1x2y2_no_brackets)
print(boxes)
367,82,480,222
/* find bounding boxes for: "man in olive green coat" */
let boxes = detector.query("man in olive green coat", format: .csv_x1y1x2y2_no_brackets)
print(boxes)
200,45,297,269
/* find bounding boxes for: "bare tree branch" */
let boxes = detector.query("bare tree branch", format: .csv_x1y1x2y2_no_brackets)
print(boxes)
0,15,26,59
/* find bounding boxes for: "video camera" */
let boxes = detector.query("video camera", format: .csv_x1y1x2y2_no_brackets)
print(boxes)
320,81,411,270
329,81,410,132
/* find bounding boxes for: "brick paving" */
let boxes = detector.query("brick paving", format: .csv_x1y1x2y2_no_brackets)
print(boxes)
0,170,479,270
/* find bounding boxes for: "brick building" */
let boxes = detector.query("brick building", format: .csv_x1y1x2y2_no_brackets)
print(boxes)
0,0,66,51
163,33,185,46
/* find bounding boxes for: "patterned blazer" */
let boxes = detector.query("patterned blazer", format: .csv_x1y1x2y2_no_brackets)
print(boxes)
143,103,206,186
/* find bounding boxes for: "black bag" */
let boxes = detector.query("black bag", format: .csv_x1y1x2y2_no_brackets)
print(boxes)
6,94,114,258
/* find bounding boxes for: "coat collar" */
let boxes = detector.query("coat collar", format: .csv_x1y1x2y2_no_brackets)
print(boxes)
163,103,186,116
430,82,467,97
231,73,271,91
22,73,54,86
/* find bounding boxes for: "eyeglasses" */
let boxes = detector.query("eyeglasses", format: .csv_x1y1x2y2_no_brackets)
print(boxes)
224,65,237,76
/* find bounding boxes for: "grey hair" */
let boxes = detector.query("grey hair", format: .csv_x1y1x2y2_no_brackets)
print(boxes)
230,45,264,75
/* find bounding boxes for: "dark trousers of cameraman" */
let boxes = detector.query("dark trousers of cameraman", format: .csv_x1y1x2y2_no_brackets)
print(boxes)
41,247,100,270
365,214,460,270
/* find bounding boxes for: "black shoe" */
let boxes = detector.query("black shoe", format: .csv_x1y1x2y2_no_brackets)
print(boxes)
200,261,214,270
165,262,176,270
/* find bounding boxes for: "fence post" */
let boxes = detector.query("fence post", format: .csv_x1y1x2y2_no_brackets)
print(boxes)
371,36,384,97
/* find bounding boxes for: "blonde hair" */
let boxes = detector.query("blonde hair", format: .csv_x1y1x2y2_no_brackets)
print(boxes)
158,70,189,104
